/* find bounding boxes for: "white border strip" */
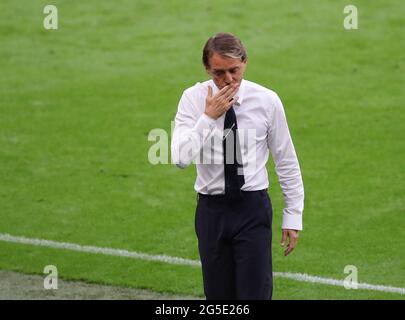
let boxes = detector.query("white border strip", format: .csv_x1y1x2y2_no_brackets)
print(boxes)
1,233,404,295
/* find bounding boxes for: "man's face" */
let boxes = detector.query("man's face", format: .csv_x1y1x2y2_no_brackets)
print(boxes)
205,52,247,89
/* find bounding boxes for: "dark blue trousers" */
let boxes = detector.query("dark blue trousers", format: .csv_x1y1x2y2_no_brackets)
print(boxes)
195,190,273,300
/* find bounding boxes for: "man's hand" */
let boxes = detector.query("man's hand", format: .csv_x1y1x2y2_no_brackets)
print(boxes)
205,84,239,120
281,229,299,256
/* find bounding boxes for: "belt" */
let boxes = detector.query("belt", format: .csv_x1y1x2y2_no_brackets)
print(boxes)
197,189,268,202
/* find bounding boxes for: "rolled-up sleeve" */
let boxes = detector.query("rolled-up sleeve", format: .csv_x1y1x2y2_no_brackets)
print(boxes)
171,91,217,169
267,94,304,230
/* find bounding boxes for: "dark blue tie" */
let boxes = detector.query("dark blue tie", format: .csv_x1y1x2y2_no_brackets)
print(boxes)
223,107,245,200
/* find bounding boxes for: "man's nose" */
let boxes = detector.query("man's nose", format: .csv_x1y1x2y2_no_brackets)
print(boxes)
224,71,233,84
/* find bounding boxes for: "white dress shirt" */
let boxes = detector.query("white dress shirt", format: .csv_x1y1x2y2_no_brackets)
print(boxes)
171,79,304,230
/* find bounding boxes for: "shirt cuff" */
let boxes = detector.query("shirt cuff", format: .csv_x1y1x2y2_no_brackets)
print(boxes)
281,213,303,231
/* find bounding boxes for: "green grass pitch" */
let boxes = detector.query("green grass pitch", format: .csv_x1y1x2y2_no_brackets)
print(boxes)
0,0,404,299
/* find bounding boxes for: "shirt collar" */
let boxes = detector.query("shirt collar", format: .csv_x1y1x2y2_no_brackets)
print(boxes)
235,79,245,107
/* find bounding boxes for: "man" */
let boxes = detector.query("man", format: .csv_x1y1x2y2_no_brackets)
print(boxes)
171,32,304,300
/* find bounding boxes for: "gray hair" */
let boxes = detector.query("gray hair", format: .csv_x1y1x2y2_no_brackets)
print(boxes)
202,32,247,68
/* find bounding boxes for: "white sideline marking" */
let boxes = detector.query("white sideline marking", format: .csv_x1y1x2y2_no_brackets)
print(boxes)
274,272,405,295
1,233,404,295
0,233,200,267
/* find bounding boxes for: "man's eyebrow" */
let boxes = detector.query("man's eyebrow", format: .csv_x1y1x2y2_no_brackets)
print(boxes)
213,66,240,72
